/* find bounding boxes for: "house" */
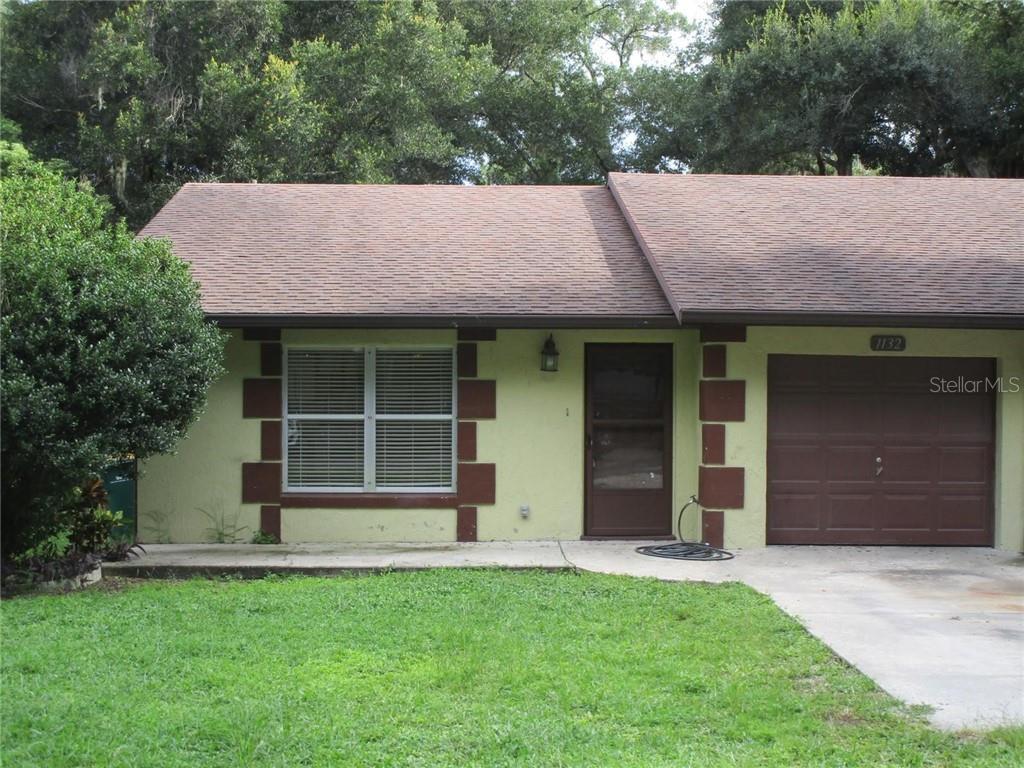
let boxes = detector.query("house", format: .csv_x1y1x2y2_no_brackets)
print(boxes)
137,173,1024,550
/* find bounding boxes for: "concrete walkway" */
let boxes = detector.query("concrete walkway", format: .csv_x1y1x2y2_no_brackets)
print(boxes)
106,542,1024,731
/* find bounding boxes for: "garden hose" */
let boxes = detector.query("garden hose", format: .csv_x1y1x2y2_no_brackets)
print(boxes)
635,496,734,561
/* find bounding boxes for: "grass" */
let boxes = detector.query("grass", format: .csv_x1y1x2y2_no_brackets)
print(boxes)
2,570,1021,767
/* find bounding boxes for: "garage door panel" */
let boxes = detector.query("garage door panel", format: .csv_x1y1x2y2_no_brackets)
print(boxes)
937,495,989,532
770,445,822,482
767,493,820,530
939,398,996,439
824,395,878,436
939,446,991,484
881,396,939,439
768,355,825,388
882,446,935,482
826,495,876,531
823,358,878,389
825,446,877,482
879,494,933,532
767,355,994,546
767,393,820,436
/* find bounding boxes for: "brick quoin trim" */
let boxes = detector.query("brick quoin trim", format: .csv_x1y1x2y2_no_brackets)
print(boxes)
701,510,724,548
698,466,744,509
243,327,281,341
701,424,725,465
260,505,281,541
700,325,746,343
242,462,281,504
699,380,745,422
243,378,282,419
457,328,497,341
458,463,496,505
457,507,478,542
457,343,478,378
261,343,283,376
702,345,726,378
261,420,282,461
458,379,496,419
457,421,477,461
456,335,495,543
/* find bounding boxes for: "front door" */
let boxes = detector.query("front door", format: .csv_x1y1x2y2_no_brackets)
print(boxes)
585,344,672,537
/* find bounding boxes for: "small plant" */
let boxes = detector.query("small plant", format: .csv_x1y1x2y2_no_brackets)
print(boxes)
141,508,172,544
103,540,146,562
199,506,247,544
251,530,280,545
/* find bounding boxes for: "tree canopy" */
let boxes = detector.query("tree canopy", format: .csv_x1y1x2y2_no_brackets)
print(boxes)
2,0,1021,229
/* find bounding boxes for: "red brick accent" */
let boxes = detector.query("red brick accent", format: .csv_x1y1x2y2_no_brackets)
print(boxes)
260,505,281,541
701,510,724,548
458,380,496,419
243,327,280,341
457,421,477,461
457,343,478,378
699,466,744,509
702,345,727,378
242,462,281,503
700,325,746,343
261,343,282,376
261,420,282,461
699,380,745,422
701,424,725,465
281,493,457,509
458,463,496,505
457,328,497,341
243,379,282,419
457,506,478,542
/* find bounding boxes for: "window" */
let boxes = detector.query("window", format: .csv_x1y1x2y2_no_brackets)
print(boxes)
284,347,455,493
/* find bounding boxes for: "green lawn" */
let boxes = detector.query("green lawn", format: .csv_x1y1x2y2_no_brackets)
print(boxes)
2,571,1021,767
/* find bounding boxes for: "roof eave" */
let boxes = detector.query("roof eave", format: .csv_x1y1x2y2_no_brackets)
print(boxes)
205,313,682,329
678,309,1024,330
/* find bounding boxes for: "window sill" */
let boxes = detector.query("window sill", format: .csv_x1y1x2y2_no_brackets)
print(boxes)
280,493,458,509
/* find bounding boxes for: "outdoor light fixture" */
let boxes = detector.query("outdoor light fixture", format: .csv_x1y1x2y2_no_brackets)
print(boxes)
540,334,559,372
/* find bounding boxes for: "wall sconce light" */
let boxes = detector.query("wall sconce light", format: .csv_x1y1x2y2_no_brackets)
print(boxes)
540,334,559,372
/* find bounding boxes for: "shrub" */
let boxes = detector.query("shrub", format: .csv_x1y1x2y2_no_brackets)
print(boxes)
0,151,224,557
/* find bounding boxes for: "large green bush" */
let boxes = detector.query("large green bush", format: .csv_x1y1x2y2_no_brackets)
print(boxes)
0,151,224,557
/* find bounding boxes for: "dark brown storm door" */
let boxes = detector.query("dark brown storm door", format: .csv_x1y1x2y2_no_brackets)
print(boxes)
585,345,673,537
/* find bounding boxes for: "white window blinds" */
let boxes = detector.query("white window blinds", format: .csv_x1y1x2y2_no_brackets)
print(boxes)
285,347,455,492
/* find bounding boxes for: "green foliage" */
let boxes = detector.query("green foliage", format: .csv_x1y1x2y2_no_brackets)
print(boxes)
635,0,1024,176
1,0,686,227
250,529,281,545
199,506,247,544
2,571,1022,765
2,0,1019,214
0,155,225,557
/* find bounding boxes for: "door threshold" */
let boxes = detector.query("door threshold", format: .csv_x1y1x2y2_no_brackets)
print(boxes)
580,535,675,541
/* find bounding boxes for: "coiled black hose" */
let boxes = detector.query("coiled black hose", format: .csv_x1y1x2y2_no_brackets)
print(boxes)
635,496,734,561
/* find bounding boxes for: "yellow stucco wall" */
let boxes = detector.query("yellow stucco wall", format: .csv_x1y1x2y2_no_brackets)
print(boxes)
137,329,262,542
725,327,1024,551
137,325,1021,549
137,328,700,543
474,329,701,541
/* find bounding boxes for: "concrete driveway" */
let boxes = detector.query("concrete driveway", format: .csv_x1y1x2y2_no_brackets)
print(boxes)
565,543,1024,731
108,542,1023,730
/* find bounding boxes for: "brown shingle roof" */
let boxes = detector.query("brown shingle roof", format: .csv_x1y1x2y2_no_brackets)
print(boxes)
140,183,675,324
608,172,1024,326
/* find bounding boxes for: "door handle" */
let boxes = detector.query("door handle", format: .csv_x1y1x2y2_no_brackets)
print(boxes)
875,456,883,477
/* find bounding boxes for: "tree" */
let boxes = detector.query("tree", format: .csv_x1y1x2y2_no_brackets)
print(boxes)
1,0,690,226
0,146,225,557
632,0,1024,177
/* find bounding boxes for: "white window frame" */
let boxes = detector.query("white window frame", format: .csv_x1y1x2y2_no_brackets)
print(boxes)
282,345,457,494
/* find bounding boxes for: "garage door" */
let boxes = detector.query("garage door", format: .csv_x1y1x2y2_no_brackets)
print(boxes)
767,356,995,545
